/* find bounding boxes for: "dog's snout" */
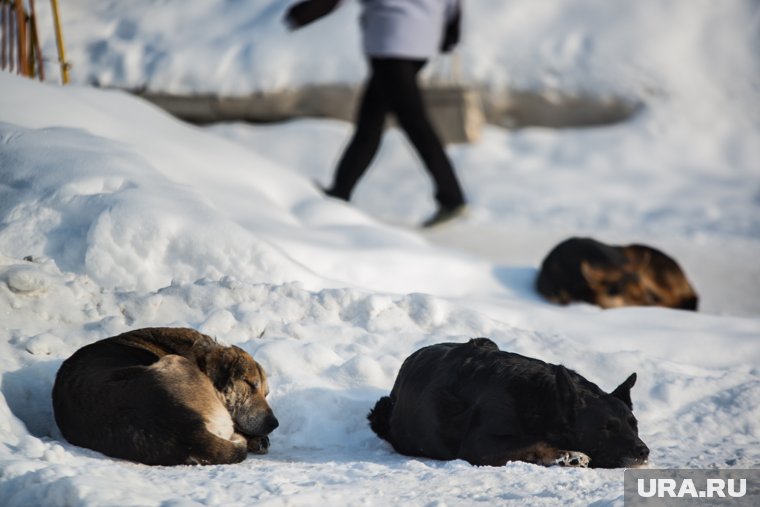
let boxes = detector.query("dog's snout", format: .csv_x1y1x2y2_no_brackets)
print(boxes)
264,414,279,433
679,296,699,311
637,443,650,460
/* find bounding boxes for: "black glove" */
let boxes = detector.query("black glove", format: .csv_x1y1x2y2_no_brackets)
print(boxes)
285,0,340,30
440,7,461,53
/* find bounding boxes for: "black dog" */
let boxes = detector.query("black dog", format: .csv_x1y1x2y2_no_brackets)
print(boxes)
536,237,698,310
368,338,649,468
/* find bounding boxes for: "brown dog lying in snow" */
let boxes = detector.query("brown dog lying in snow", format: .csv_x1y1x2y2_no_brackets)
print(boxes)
53,327,278,465
536,237,698,310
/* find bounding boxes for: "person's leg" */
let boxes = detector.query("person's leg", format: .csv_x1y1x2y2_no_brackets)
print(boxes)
326,64,390,200
373,58,466,210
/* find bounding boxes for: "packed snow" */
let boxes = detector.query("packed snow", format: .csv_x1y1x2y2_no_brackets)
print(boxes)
2,0,760,506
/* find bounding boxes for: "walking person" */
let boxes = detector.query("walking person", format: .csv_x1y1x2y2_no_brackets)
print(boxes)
285,0,468,227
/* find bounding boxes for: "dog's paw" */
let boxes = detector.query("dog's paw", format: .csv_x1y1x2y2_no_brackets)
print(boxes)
247,435,270,454
230,433,247,446
554,450,590,468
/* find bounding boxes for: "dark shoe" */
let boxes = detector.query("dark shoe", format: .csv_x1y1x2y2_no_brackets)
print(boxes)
324,187,346,200
315,180,348,201
421,204,468,228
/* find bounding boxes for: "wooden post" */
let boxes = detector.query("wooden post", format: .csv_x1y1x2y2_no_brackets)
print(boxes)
13,0,29,76
8,0,15,73
50,0,68,83
29,0,43,79
1,1,7,70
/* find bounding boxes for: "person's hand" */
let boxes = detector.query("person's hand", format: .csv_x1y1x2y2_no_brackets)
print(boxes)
284,0,340,31
284,1,309,30
440,9,461,53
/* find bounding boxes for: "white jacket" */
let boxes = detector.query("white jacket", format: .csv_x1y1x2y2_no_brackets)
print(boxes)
359,0,460,59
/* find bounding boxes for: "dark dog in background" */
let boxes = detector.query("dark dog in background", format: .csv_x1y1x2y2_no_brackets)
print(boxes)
368,338,649,468
536,237,698,310
53,327,279,465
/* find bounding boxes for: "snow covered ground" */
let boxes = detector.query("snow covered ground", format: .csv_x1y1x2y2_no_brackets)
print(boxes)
2,1,760,506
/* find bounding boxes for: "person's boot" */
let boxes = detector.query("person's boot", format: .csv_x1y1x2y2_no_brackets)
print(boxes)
421,203,468,228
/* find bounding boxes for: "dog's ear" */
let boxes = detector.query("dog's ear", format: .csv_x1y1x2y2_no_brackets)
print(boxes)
192,340,213,374
555,365,578,421
611,372,637,409
202,348,245,391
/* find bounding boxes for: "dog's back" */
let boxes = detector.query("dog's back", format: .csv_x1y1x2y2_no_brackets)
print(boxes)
371,338,565,461
53,328,249,465
370,341,476,460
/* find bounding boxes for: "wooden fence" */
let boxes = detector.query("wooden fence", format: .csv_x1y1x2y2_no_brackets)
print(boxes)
1,0,68,83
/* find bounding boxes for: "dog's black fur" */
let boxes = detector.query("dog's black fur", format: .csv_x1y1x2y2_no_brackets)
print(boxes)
536,237,698,310
369,338,649,468
53,327,278,466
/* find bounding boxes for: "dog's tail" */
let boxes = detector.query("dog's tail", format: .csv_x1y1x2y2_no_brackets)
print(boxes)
367,396,394,441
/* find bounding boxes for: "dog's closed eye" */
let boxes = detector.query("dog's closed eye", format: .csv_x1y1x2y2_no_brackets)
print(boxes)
602,419,620,432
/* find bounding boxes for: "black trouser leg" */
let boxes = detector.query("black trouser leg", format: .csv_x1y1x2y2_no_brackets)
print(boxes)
329,58,465,208
328,67,390,200
374,58,465,209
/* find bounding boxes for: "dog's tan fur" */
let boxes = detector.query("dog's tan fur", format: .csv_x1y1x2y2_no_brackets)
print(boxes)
52,327,278,465
622,245,698,309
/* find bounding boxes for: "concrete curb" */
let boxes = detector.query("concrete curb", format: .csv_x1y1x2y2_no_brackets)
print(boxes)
135,84,641,143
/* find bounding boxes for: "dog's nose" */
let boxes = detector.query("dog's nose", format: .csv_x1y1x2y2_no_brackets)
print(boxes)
637,443,650,460
264,414,279,433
